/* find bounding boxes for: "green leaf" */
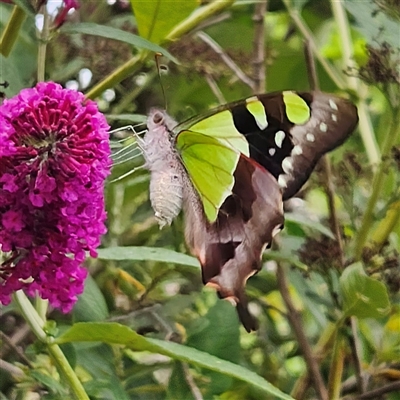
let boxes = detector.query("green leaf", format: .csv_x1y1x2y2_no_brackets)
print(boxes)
56,322,294,400
30,370,66,395
60,23,178,63
96,246,200,269
167,362,195,400
345,0,400,48
340,262,391,319
285,212,335,239
187,301,240,396
73,274,109,322
130,0,199,44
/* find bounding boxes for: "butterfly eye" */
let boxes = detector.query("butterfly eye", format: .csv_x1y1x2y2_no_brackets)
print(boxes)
152,111,164,124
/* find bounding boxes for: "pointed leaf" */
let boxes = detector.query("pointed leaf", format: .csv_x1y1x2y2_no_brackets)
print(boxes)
73,275,109,322
340,262,390,319
130,0,199,44
56,322,294,400
96,246,200,269
61,23,178,63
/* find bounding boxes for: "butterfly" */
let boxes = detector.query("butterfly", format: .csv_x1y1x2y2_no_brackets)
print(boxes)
139,91,358,332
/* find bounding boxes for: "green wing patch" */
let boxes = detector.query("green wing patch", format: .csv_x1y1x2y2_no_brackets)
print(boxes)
176,131,240,222
178,110,250,156
283,91,311,124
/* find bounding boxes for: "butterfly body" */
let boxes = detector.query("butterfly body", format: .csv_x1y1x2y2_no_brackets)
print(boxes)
142,110,185,228
143,91,358,331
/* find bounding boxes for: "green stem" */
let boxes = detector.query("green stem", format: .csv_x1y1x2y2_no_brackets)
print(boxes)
86,0,235,100
13,291,89,400
356,99,381,166
47,344,90,400
291,323,337,398
37,4,50,82
330,0,358,91
14,290,47,342
35,297,49,321
85,52,145,100
165,0,235,42
369,198,400,251
353,104,400,259
0,5,26,57
327,331,345,400
282,0,346,89
330,0,380,165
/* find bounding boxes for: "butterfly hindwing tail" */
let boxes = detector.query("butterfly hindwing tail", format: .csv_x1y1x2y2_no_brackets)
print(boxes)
183,155,284,332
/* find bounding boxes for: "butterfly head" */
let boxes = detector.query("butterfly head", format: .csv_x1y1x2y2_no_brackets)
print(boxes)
147,108,177,137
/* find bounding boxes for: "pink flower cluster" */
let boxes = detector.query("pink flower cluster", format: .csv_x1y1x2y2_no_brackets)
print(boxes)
0,82,110,312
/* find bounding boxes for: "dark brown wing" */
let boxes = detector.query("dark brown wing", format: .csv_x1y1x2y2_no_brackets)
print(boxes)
183,154,284,332
227,91,358,199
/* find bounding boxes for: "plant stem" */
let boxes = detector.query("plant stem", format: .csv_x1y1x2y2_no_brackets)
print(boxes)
14,290,47,342
353,104,400,259
37,4,50,82
0,5,26,57
291,323,337,399
369,198,400,251
197,31,255,90
86,0,235,99
47,343,90,400
13,291,90,400
277,264,328,400
330,0,358,91
165,0,235,42
252,0,268,93
282,0,346,90
349,317,366,393
35,297,49,321
327,331,345,399
330,0,380,165
85,52,145,100
356,100,381,165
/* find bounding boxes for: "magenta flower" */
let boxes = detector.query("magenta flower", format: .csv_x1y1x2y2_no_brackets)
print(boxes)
0,82,110,312
53,0,80,29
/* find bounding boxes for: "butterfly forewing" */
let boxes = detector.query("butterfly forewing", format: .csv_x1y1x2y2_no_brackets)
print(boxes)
175,130,240,222
145,91,358,332
179,91,358,200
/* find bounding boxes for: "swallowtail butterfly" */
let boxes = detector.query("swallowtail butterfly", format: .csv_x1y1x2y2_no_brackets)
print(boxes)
139,91,358,331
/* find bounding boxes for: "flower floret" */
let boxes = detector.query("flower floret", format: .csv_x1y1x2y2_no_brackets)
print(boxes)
0,82,110,312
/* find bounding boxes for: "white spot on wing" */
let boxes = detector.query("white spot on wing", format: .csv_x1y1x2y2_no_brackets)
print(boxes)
246,96,258,103
320,122,328,132
278,174,287,188
272,224,282,238
269,148,276,156
306,133,315,142
282,157,293,174
255,115,268,130
331,114,337,122
275,130,285,148
293,145,303,155
329,99,338,110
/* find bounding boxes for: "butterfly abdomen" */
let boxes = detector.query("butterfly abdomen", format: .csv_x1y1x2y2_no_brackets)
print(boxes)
149,168,183,228
144,109,184,228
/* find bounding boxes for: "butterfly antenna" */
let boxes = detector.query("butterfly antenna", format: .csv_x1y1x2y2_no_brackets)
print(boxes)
303,40,319,91
155,52,168,111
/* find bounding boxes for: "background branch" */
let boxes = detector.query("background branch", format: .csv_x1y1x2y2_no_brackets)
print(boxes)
252,0,268,93
277,264,328,400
